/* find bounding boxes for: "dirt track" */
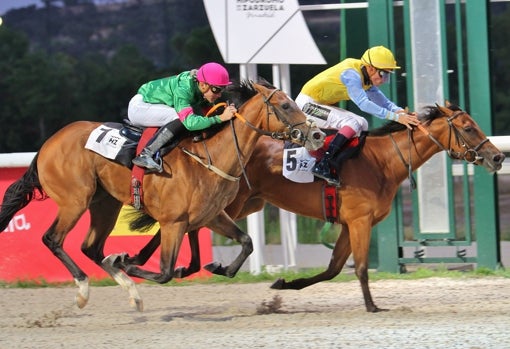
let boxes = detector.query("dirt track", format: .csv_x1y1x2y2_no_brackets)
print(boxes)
1,277,509,349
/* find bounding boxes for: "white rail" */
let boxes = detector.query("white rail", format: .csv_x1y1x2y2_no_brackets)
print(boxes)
0,136,509,168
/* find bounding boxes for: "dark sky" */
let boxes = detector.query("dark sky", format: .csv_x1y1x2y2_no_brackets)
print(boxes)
0,0,41,15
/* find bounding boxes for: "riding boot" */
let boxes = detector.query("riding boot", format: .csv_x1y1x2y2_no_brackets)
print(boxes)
329,146,352,176
312,134,348,186
132,119,185,172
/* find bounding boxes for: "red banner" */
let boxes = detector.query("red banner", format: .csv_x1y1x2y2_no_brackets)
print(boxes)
0,167,212,282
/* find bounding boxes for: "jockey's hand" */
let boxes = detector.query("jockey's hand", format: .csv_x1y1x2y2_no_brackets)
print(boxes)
219,104,237,122
396,111,420,130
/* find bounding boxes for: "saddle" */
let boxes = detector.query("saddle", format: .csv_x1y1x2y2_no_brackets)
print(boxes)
87,119,228,170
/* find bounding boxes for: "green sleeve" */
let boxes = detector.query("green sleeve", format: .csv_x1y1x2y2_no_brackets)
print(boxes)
182,115,222,130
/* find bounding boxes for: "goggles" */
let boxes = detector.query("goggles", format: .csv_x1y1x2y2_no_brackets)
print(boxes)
377,69,392,79
209,84,224,94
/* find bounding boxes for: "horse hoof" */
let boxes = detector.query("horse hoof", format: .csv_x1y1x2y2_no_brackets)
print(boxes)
75,294,88,309
204,262,223,275
74,278,89,309
367,306,389,313
270,278,285,289
130,297,144,312
174,266,186,278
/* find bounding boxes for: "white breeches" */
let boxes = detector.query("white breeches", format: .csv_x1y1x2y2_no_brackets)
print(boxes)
127,94,179,127
295,93,368,136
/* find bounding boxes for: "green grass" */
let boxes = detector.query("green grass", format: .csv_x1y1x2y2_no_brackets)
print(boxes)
1,266,509,288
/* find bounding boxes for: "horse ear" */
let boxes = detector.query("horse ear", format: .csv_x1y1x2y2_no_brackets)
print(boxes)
445,100,451,107
251,82,263,93
435,103,450,116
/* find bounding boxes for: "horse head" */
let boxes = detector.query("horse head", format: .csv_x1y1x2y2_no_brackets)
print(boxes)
421,104,505,172
229,80,324,151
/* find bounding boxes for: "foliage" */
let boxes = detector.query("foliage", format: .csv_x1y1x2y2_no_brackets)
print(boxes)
0,27,155,151
1,1,509,153
0,0,214,152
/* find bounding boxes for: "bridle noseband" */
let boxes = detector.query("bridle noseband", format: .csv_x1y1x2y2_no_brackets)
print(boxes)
254,87,313,145
419,110,489,163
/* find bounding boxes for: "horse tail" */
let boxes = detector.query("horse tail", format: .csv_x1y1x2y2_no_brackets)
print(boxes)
0,153,46,232
127,210,157,233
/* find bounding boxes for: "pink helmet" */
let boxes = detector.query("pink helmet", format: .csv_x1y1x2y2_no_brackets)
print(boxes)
196,62,232,86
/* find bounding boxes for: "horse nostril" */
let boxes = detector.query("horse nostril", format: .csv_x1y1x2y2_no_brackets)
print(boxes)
494,153,506,164
313,131,325,141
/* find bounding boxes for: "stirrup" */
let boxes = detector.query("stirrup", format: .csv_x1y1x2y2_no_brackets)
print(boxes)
132,154,163,173
312,170,340,187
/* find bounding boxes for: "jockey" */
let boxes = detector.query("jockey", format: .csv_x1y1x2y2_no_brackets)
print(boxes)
128,62,237,172
295,45,420,186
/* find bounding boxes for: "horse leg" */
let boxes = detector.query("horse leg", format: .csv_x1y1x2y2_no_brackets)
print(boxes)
174,229,201,278
106,229,199,278
203,211,253,278
115,211,253,279
271,224,351,290
41,207,91,309
349,221,385,313
112,221,188,284
123,230,161,266
106,208,254,279
81,190,144,311
134,229,201,278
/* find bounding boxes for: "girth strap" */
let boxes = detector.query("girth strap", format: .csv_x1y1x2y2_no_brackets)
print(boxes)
181,147,240,182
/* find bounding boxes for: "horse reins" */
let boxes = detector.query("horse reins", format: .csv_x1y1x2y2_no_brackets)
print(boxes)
390,110,490,191
204,88,309,142
182,86,311,189
389,130,417,190
417,111,489,163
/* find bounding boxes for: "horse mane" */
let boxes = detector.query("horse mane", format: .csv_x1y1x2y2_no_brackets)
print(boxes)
222,77,276,107
186,77,277,143
368,104,461,136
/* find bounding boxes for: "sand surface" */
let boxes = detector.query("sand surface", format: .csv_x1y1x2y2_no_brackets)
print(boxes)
1,277,509,349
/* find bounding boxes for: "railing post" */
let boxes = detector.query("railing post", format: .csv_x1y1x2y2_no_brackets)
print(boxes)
465,1,502,269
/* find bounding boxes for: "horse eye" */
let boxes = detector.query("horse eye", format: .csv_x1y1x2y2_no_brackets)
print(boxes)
464,126,473,133
282,103,290,110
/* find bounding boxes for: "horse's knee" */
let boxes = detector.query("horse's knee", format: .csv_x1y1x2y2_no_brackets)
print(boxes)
322,264,342,280
355,264,369,283
239,233,253,254
42,233,59,251
319,269,338,282
81,244,104,264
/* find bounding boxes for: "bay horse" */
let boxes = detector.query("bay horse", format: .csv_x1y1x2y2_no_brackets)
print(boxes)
114,103,505,312
0,80,325,311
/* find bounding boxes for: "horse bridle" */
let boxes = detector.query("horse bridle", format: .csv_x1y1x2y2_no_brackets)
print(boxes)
229,87,314,189
234,87,316,145
185,86,316,189
418,110,489,163
390,109,490,191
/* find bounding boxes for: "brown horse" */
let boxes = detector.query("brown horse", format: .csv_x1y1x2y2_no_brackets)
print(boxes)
0,81,325,311
116,103,505,312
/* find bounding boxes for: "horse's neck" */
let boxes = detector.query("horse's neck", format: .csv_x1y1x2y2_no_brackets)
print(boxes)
364,131,442,183
192,105,265,177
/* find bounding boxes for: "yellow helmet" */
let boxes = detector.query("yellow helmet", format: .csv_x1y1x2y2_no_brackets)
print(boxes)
361,46,400,70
